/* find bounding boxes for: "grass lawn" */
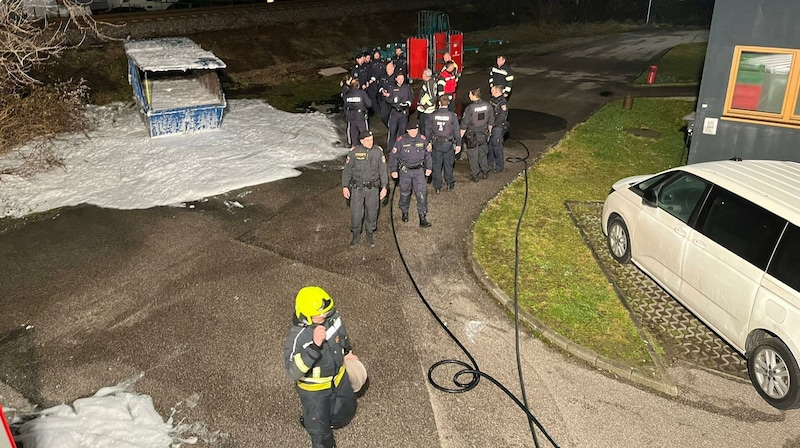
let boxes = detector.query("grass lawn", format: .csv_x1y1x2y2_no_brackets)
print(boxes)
634,42,708,85
474,98,694,365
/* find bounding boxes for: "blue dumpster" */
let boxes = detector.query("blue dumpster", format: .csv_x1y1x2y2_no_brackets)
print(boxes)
124,37,227,137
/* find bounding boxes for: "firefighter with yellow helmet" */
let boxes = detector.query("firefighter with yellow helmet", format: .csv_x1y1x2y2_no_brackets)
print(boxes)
284,286,366,448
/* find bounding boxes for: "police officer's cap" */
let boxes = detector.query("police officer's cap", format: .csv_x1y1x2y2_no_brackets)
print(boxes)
359,130,374,140
407,120,419,130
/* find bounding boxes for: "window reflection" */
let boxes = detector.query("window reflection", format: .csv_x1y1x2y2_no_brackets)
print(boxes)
731,51,792,114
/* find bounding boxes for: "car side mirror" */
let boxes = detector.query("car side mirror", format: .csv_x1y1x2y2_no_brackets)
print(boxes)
642,189,657,207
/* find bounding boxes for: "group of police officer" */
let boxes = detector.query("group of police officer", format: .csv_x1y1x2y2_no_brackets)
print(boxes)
341,50,514,249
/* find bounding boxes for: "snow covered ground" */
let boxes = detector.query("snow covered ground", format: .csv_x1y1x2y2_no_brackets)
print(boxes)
0,99,347,219
3,374,224,447
0,98,346,446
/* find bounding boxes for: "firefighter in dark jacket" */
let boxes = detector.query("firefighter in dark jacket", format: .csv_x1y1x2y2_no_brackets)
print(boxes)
489,55,514,99
425,96,461,193
416,68,437,137
389,120,432,227
342,130,388,248
342,77,372,148
460,88,495,182
488,84,509,173
284,286,362,448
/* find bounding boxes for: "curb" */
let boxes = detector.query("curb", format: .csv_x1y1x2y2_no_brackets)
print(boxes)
466,210,678,397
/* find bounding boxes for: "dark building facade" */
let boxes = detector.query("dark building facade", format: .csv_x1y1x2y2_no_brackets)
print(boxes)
689,0,800,164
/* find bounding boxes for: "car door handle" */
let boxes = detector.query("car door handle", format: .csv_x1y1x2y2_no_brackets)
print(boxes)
674,227,687,237
692,239,705,249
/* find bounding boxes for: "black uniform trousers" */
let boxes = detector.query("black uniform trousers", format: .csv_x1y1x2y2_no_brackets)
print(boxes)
379,100,391,128
366,84,379,114
418,111,433,137
346,114,368,148
387,111,408,151
465,132,489,178
298,374,357,448
350,186,380,235
431,140,455,191
488,126,506,172
398,167,428,215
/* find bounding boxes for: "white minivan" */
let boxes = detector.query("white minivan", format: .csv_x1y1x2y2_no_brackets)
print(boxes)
602,159,800,409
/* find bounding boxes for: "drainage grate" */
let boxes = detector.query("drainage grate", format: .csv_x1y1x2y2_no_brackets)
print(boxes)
568,201,748,379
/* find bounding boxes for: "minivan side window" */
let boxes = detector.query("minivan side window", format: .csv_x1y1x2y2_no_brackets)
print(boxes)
696,188,785,270
768,223,800,292
653,172,710,224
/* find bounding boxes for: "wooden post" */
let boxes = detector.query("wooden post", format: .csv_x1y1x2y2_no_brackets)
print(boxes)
623,95,634,110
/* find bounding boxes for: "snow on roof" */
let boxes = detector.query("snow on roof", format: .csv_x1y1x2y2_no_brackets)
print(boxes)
124,37,227,72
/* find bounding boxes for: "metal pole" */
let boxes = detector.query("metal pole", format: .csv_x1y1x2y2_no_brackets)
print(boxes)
646,0,653,24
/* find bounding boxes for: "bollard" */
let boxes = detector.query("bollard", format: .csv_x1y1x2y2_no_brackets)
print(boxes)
646,65,658,84
623,95,634,110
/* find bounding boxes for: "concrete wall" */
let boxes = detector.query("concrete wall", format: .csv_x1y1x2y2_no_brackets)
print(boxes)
688,0,800,164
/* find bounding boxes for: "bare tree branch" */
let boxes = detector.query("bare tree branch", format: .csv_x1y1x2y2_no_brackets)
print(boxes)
0,0,112,94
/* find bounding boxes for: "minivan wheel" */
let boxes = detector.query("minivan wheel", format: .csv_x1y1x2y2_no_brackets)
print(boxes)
607,215,631,263
747,337,800,410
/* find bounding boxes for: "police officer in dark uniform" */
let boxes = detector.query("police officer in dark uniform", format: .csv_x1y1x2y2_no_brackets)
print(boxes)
342,77,371,148
389,119,432,227
342,130,388,248
386,72,412,151
367,48,385,115
425,96,461,194
351,51,371,90
390,46,407,78
460,88,495,182
377,61,396,128
489,84,509,173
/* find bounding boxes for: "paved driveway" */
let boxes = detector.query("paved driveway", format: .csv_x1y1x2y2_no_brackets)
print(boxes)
3,29,800,447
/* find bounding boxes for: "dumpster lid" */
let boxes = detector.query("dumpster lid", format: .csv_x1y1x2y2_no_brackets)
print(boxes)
124,37,226,72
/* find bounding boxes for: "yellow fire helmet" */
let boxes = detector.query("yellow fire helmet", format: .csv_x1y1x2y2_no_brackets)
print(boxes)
295,286,335,325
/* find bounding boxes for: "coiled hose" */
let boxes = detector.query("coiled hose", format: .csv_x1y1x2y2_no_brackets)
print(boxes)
387,138,561,448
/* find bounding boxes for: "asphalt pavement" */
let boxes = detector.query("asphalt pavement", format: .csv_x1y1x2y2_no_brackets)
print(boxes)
3,29,800,447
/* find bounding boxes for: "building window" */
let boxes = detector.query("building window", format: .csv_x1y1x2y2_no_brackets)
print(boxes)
724,46,800,124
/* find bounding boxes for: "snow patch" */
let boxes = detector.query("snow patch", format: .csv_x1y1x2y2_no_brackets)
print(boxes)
0,99,347,219
9,374,222,448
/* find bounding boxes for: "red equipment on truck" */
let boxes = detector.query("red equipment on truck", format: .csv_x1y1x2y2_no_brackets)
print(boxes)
406,11,463,80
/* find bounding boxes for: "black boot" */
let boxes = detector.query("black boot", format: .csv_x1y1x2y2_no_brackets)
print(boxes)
419,214,431,228
365,232,375,247
401,211,409,222
349,232,360,249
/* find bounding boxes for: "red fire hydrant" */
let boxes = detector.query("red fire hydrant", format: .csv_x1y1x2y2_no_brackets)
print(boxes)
646,65,658,84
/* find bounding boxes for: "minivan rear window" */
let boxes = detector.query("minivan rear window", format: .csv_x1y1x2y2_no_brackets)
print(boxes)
696,187,785,270
768,224,800,292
